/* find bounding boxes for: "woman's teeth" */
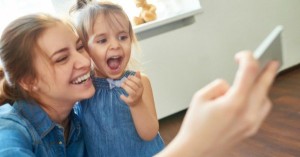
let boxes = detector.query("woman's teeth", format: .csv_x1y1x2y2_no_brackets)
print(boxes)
72,73,90,84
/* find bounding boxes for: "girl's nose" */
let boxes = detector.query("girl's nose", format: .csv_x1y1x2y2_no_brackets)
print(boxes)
109,38,120,50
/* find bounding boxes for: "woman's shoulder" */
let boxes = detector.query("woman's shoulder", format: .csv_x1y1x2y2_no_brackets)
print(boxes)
0,103,21,121
0,105,34,155
0,103,33,140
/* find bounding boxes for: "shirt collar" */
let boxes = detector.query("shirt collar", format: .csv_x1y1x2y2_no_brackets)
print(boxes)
13,100,56,138
14,100,82,142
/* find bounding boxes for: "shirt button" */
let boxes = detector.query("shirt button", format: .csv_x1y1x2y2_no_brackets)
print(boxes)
59,141,63,145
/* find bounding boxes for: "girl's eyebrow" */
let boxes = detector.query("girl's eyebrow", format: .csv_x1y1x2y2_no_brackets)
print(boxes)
119,30,128,33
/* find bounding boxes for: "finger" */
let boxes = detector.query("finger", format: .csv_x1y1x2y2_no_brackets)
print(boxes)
120,94,131,104
122,78,140,92
248,61,279,112
247,98,272,136
121,82,136,97
126,75,142,89
253,61,279,96
135,71,142,79
228,51,260,99
194,79,230,101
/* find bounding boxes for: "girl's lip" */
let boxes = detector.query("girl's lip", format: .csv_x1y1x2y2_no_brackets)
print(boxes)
106,56,123,70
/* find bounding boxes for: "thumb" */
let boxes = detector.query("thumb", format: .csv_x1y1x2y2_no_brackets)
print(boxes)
195,79,230,101
135,71,141,79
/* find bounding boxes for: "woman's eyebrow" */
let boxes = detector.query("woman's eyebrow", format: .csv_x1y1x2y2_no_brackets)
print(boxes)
51,47,69,58
51,38,81,57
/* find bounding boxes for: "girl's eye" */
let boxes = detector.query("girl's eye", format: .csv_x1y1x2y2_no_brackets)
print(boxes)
118,35,128,41
97,38,107,44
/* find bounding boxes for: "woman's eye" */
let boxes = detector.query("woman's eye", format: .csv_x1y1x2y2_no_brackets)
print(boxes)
56,56,68,63
76,45,84,52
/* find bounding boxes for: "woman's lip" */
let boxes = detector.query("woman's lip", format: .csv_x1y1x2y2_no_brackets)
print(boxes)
70,72,91,84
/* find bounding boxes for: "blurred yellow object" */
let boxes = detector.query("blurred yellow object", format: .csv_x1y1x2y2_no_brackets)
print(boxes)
133,0,157,25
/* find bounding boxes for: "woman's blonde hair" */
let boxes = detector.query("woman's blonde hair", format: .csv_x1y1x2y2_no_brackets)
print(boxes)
0,13,72,104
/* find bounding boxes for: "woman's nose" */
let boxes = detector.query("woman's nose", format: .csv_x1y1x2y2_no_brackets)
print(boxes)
73,51,91,69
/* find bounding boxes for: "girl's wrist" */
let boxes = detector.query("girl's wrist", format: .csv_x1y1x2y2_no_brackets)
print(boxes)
127,99,143,108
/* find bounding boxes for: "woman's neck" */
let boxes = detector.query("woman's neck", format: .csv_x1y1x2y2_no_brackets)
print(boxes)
42,104,72,141
42,105,72,124
36,98,74,125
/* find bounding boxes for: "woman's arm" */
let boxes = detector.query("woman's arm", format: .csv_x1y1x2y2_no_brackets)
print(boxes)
121,71,159,141
155,51,279,157
0,118,35,157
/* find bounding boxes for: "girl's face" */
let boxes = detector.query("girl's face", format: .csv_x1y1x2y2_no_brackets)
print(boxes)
33,23,95,107
88,14,132,79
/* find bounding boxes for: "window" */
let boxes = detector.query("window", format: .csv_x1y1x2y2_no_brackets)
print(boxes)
0,0,55,35
0,0,202,36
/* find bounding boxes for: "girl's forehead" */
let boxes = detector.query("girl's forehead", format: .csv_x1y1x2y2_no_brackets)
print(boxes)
92,13,129,33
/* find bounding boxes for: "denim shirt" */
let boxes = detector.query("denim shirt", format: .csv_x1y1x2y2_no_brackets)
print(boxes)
80,71,164,157
0,100,86,157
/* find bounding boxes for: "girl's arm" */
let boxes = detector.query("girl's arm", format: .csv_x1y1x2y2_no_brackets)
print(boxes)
121,71,159,141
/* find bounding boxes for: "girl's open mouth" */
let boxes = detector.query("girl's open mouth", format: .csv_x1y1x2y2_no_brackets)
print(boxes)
107,56,123,71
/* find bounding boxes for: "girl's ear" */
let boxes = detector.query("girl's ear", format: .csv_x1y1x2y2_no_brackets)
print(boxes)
19,77,38,92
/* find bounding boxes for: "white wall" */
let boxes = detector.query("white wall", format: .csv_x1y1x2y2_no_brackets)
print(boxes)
138,0,300,119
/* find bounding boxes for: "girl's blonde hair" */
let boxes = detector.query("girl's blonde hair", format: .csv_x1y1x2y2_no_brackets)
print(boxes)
70,0,140,70
0,13,72,104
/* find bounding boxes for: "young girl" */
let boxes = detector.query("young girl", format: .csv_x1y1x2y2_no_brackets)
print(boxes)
71,1,165,157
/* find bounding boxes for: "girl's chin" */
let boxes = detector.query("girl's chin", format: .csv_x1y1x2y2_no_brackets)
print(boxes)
97,67,125,79
107,73,124,79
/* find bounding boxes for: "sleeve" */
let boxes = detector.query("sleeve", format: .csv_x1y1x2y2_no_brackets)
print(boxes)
0,118,36,157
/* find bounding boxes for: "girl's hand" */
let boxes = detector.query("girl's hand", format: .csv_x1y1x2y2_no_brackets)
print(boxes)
120,71,144,107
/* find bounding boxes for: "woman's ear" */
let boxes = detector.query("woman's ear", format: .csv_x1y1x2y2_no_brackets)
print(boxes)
19,77,38,92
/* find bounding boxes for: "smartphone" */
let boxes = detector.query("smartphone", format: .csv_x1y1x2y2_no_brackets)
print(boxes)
254,25,284,69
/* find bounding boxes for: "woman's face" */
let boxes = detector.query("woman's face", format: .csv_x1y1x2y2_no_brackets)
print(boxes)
33,23,95,106
88,14,132,79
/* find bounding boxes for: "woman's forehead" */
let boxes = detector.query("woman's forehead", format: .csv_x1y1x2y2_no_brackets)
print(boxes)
37,23,77,56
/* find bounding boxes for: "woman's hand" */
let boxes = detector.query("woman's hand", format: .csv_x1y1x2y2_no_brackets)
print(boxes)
156,51,279,157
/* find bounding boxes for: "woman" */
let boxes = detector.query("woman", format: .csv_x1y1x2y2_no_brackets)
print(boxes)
0,13,279,157
0,13,94,156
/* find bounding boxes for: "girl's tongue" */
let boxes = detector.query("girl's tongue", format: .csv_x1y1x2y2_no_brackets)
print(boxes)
107,57,121,70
